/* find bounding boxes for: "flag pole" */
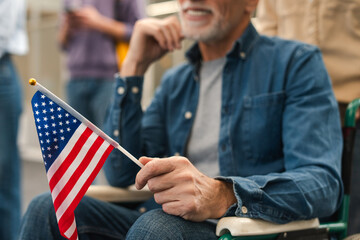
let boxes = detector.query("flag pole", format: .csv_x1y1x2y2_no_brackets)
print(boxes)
29,78,143,168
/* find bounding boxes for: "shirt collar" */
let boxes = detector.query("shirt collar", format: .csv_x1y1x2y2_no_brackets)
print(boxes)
185,22,259,64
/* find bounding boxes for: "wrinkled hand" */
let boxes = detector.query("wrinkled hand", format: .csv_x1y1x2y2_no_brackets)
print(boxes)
121,16,183,76
135,156,236,222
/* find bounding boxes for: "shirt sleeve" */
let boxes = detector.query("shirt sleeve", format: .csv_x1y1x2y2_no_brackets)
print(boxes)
219,46,343,223
103,76,145,187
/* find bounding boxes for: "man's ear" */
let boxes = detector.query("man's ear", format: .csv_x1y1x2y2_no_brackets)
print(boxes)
245,0,259,13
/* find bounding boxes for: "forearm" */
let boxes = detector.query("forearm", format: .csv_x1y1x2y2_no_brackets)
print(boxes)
92,16,131,41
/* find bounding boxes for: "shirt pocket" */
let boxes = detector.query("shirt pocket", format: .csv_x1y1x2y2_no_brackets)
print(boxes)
242,91,285,162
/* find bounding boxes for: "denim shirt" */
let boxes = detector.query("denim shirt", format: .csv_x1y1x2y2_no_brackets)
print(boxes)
103,23,343,223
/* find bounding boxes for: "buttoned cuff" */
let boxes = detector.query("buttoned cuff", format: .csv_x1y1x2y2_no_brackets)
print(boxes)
216,176,263,219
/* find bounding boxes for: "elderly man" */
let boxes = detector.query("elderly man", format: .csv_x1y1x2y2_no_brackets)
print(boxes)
19,0,343,239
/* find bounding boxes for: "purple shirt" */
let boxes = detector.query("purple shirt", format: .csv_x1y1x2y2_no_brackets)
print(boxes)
62,0,144,79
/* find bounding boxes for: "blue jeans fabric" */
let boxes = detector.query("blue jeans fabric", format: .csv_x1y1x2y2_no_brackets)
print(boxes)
66,78,114,129
0,54,22,240
19,193,217,240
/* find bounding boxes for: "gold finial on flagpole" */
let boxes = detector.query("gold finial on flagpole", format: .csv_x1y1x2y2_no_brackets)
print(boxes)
29,78,37,86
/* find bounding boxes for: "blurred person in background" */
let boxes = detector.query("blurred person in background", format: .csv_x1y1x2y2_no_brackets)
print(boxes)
255,0,360,234
0,0,28,239
58,0,145,129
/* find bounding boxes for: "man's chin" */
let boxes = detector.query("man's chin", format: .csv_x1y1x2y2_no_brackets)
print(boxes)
184,31,220,43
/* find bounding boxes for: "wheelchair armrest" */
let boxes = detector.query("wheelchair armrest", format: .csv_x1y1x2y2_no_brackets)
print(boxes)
85,185,153,203
216,217,319,236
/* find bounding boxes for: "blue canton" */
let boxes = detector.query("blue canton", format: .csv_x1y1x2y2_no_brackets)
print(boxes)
31,91,81,172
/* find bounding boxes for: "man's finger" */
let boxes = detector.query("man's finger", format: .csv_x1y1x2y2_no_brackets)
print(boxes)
135,157,176,189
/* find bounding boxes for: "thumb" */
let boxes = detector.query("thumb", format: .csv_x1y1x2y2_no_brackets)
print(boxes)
139,156,154,166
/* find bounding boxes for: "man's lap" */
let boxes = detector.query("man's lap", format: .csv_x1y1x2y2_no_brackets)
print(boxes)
20,192,218,240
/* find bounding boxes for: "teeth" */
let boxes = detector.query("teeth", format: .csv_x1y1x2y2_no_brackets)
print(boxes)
186,9,208,16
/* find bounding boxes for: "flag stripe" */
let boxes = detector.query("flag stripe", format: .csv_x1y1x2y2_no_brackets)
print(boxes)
47,124,87,180
64,216,76,239
49,126,92,191
51,131,98,203
58,144,113,232
53,135,104,211
56,140,111,221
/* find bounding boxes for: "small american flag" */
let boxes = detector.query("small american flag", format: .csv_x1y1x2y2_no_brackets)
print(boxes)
31,90,115,240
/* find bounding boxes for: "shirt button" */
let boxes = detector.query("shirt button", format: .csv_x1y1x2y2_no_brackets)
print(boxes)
241,206,248,214
117,87,125,95
138,207,147,213
131,86,139,94
240,52,246,59
184,111,192,119
113,129,119,137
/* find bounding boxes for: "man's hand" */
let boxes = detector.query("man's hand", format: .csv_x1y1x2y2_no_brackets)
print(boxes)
121,16,183,77
135,156,237,222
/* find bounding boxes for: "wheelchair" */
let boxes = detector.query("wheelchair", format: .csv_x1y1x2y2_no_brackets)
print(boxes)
86,98,360,240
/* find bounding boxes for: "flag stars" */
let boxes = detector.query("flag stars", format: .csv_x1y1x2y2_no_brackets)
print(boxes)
45,132,49,136
35,111,39,115
54,138,58,142
49,101,53,105
46,139,50,143
61,136,65,141
42,109,47,114
66,120,70,125
67,128,71,132
44,124,49,129
53,130,57,134
42,102,46,106
50,108,54,112
54,145,59,149
47,147,51,151
38,126,41,130
36,118,41,122
73,119,77,123
65,113,69,117
43,117,48,121
59,122,63,126
57,107,61,111
51,116,55,120
41,95,45,99
34,103,39,108
58,114,62,119
60,129,64,133
52,123,56,127
48,154,52,158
